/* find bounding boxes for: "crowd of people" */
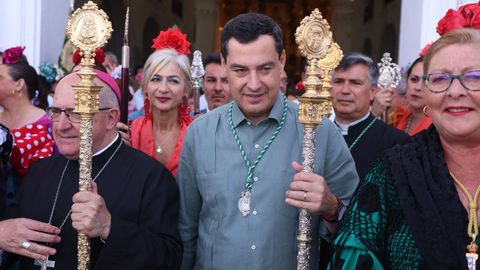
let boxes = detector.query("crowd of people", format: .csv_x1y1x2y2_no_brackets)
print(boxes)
0,2,480,269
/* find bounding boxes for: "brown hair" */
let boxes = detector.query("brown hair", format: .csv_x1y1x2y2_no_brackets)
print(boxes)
424,28,480,73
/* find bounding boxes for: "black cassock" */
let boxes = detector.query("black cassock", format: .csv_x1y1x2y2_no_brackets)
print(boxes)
3,136,182,270
344,113,411,180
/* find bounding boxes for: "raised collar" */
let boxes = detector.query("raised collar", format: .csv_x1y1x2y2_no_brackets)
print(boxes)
335,112,371,135
91,133,122,167
93,133,119,156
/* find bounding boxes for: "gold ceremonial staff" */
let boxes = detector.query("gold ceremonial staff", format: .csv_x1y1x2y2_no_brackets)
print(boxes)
295,9,342,269
66,2,112,269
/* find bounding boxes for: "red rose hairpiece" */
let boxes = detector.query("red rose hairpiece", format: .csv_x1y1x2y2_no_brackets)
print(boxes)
437,2,480,35
151,27,191,55
2,46,25,64
72,48,106,65
419,42,433,57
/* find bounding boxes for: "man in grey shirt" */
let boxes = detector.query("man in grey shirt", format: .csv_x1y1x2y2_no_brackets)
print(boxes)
177,13,359,270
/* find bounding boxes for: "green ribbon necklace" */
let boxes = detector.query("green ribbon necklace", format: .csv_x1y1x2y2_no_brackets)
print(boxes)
228,94,288,217
348,117,376,151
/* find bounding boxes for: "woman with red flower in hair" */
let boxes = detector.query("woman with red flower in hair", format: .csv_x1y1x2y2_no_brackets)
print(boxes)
330,3,480,269
0,46,55,216
130,27,193,177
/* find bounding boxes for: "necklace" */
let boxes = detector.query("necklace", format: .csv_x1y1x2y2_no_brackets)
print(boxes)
34,140,122,269
450,172,480,269
405,114,413,134
155,130,175,155
228,94,288,217
348,118,376,151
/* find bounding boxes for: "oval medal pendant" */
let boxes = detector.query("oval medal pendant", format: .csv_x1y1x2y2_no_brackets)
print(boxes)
238,190,251,217
156,146,162,154
467,243,478,270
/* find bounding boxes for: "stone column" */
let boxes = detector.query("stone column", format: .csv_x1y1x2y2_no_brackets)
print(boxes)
193,0,218,53
331,0,356,54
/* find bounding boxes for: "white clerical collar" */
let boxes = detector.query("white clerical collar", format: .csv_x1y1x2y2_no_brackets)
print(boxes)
335,112,371,136
93,133,119,156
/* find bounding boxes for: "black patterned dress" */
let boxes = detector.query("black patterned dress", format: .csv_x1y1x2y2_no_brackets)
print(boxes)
330,127,477,270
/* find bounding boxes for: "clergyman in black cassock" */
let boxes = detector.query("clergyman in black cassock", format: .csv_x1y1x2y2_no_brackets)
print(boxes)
4,135,182,269
0,72,182,269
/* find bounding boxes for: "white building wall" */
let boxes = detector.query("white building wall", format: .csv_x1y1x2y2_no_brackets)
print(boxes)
398,0,478,67
0,0,70,70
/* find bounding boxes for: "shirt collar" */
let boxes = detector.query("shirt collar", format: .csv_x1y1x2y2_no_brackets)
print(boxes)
231,92,285,128
93,133,119,156
335,112,371,136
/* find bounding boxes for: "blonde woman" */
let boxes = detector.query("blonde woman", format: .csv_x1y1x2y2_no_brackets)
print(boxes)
130,27,193,176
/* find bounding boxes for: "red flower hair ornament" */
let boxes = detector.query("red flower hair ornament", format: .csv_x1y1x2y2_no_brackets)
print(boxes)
72,48,106,65
437,2,480,35
419,42,433,57
151,27,191,55
2,46,26,64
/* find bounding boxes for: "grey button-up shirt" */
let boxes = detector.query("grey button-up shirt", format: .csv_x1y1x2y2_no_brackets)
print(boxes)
177,93,359,270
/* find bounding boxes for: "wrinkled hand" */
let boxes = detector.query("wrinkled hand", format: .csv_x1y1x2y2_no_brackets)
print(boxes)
0,218,60,260
71,182,111,240
285,161,339,217
371,88,393,117
116,122,131,147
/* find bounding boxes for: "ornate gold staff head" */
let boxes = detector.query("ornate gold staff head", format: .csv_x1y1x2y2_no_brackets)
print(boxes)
66,0,113,114
295,8,342,127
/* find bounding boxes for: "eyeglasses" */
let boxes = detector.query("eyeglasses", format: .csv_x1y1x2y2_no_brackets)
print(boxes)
46,107,111,123
422,70,480,93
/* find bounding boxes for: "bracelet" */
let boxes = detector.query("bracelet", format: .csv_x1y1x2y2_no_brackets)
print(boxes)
100,237,106,244
321,197,343,222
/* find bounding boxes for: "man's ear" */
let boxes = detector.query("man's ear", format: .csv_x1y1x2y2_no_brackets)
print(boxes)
371,86,380,101
107,108,121,130
220,54,230,79
279,50,286,70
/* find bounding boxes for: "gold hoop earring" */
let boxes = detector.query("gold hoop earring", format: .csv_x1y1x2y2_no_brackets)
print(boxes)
423,106,429,117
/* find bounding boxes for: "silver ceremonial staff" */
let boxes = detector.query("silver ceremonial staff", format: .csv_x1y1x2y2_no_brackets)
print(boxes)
66,2,112,269
294,9,343,270
191,50,205,115
377,52,401,123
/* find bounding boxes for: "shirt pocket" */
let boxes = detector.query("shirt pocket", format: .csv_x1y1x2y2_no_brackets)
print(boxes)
196,171,228,220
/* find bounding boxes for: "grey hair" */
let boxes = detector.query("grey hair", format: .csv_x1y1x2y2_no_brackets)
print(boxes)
105,51,119,66
141,48,192,96
335,53,379,87
99,85,119,108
